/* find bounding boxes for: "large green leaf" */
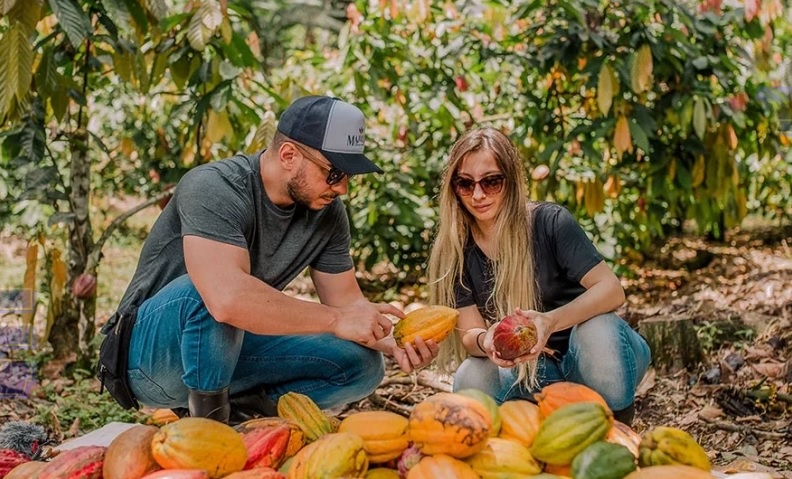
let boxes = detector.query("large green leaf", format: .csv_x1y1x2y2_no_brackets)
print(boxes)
48,0,91,47
0,20,32,117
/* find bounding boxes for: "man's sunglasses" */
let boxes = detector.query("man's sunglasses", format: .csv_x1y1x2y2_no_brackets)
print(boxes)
292,143,347,186
452,174,506,196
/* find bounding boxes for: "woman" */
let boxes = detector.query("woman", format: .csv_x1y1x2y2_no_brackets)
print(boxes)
428,127,650,424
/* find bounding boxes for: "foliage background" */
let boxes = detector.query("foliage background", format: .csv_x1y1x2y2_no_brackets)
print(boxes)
0,0,789,362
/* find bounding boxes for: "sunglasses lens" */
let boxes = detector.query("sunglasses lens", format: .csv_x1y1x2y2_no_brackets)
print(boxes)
327,168,346,186
453,178,475,196
481,175,505,194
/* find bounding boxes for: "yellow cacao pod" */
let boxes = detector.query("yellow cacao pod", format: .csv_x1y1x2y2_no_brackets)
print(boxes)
277,392,333,442
393,306,459,347
498,399,542,448
464,438,542,478
338,411,409,463
638,427,711,471
625,465,715,479
287,432,368,479
150,417,246,478
529,402,613,465
407,455,479,479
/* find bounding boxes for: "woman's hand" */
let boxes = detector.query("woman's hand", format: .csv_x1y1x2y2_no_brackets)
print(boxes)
391,336,440,373
514,308,558,359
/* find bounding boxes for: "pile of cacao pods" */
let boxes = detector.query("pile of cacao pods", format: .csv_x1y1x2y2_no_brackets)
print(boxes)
1,381,720,479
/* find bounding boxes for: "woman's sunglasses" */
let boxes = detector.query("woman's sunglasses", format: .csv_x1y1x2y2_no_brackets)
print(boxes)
292,143,347,186
452,174,506,196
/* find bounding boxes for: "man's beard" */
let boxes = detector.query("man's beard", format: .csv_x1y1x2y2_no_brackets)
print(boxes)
287,166,334,211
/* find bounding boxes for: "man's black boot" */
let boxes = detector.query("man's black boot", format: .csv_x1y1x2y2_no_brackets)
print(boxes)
188,388,231,423
228,385,278,426
613,402,636,426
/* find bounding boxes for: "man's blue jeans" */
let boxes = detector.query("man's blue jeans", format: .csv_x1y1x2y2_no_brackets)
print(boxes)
452,313,651,411
126,274,385,409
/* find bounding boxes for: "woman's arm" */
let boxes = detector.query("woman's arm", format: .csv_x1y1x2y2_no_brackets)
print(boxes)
456,304,490,358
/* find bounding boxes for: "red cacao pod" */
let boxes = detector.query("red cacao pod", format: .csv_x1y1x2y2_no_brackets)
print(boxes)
242,424,290,470
39,446,105,479
492,315,538,360
71,274,97,299
0,449,30,478
103,424,161,479
397,445,424,479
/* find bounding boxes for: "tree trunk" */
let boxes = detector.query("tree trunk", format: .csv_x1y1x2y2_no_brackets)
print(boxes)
638,315,704,374
50,128,96,366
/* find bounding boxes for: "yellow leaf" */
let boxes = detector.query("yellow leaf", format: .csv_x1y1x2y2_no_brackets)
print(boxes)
576,181,585,204
726,124,738,149
614,115,633,158
22,242,38,326
667,158,677,181
0,20,33,117
188,0,222,51
45,248,67,343
597,63,615,116
692,155,707,188
630,45,653,93
206,109,232,143
584,180,605,215
249,110,276,152
604,175,621,199
693,97,707,140
1,0,19,15
220,16,232,44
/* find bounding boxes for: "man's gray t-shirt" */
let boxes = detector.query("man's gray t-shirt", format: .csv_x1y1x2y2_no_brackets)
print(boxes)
116,151,353,313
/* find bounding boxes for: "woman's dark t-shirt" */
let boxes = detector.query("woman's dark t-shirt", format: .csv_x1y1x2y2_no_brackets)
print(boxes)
454,202,603,357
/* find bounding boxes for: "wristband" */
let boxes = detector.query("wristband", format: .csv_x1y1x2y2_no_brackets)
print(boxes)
476,331,486,353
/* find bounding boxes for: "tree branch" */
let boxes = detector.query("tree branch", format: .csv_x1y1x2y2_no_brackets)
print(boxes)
86,188,174,271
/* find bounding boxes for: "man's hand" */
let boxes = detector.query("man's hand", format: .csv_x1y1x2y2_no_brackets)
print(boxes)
390,336,440,373
332,299,403,347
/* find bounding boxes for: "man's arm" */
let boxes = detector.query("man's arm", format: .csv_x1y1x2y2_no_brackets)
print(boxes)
183,235,395,346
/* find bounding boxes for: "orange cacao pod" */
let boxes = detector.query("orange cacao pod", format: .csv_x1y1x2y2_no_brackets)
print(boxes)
492,315,537,360
148,409,180,426
243,424,290,470
498,399,542,447
407,393,491,459
393,306,459,347
544,463,572,476
338,411,409,464
141,471,210,479
225,468,286,479
406,455,478,479
456,389,502,436
237,418,305,458
287,432,368,479
39,446,105,479
277,392,333,443
151,417,246,478
534,381,610,418
5,460,47,479
103,424,161,479
71,274,97,299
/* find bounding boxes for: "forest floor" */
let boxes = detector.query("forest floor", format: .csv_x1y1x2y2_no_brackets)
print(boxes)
0,218,790,475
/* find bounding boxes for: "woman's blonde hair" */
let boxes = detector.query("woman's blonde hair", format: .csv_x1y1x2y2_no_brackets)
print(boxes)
428,127,539,385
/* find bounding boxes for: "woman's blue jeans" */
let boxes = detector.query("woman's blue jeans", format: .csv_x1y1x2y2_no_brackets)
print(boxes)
126,274,385,410
452,313,651,411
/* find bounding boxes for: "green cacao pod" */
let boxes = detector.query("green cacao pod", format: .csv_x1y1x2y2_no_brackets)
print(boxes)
571,441,636,479
530,402,613,465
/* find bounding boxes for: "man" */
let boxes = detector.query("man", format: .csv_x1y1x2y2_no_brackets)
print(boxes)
101,96,438,423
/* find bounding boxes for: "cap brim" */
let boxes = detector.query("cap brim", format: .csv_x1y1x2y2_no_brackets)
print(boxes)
323,151,383,175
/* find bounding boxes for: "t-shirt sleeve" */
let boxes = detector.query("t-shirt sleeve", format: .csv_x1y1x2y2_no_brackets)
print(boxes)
175,168,251,249
310,201,354,274
544,205,603,283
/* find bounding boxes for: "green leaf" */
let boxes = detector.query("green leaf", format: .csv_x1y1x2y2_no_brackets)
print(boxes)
48,0,91,47
628,118,650,153
101,0,133,38
35,47,58,100
142,0,168,20
693,97,707,140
